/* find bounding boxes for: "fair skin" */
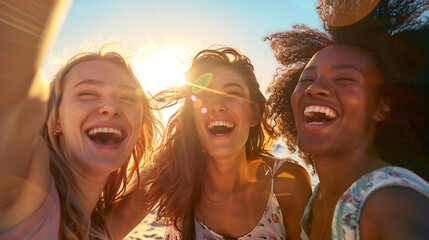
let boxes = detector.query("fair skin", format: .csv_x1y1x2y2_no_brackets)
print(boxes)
292,44,429,239
57,60,144,212
0,57,144,233
0,0,63,231
193,66,311,239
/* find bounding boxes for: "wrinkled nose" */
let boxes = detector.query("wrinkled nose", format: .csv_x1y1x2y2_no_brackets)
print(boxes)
99,97,120,117
304,78,331,97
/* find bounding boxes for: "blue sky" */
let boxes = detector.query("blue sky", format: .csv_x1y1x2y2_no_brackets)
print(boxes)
44,0,322,94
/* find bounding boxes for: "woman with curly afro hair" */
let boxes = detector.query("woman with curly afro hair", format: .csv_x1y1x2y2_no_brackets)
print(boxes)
265,0,429,239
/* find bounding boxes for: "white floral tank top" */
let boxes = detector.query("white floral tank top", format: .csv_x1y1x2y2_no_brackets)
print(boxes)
164,159,289,240
300,166,429,240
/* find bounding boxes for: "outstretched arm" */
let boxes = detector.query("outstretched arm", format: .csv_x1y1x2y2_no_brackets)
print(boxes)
0,0,69,231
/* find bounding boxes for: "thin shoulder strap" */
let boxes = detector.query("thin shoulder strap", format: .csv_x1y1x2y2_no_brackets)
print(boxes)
271,158,287,193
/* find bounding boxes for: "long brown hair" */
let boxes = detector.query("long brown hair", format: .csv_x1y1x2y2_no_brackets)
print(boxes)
41,50,161,239
146,47,275,239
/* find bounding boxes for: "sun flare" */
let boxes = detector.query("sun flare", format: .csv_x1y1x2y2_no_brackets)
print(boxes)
132,45,196,94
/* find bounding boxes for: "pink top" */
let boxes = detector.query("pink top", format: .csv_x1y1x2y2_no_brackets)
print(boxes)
0,177,60,240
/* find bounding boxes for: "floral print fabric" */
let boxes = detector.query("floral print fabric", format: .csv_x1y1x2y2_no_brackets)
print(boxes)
300,166,429,240
164,158,289,240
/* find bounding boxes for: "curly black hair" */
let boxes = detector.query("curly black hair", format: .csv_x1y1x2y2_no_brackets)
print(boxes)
265,0,429,179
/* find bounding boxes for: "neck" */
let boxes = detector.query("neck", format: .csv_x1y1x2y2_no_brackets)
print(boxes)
71,168,109,214
206,148,248,193
314,146,387,198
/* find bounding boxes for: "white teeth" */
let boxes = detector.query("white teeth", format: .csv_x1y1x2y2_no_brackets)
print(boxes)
207,121,235,129
88,127,122,138
304,105,337,119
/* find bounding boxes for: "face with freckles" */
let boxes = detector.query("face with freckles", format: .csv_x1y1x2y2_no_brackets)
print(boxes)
291,44,387,157
57,60,144,175
192,66,257,160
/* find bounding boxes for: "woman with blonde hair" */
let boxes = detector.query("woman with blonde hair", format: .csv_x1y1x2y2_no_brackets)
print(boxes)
0,1,160,239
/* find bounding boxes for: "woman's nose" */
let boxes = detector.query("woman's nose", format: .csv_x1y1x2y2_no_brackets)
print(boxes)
304,78,331,97
209,94,227,113
99,96,120,117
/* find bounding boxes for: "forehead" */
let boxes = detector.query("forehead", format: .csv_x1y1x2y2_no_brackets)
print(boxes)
65,60,137,88
307,44,378,71
207,66,247,89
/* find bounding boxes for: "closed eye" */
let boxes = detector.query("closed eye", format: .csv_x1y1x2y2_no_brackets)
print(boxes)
78,91,99,97
334,78,356,82
120,95,139,103
298,78,314,83
226,91,244,97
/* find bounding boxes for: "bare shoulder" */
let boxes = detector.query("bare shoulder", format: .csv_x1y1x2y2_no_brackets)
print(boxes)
274,157,311,193
259,155,311,198
361,187,429,240
261,156,312,239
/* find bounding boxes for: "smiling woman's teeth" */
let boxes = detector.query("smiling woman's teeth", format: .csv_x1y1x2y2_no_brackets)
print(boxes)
304,105,337,119
88,127,122,138
207,121,235,129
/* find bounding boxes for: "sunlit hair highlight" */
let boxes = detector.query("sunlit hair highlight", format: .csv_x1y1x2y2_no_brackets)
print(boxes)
146,47,275,239
41,49,161,239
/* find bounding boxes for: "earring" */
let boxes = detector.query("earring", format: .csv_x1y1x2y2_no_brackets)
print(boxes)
53,131,61,136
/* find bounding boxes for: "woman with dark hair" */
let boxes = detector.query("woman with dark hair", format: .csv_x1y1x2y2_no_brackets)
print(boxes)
0,2,161,239
265,0,429,239
144,47,311,239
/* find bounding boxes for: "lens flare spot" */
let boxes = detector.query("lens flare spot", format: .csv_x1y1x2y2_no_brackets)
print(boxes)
245,159,264,182
134,88,143,96
201,108,207,114
193,98,203,108
276,193,292,196
317,0,380,26
191,95,197,102
192,73,212,93
277,172,295,179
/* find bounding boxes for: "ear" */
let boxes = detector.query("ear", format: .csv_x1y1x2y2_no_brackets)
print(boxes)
250,106,261,127
251,117,259,127
54,118,62,135
373,98,391,122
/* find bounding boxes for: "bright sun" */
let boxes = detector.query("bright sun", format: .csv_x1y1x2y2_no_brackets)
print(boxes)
132,44,196,94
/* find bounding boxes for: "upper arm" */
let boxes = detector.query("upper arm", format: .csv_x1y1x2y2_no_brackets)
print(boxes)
274,161,312,240
360,187,429,240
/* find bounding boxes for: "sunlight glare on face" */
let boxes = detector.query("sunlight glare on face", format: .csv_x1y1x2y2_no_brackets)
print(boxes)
132,45,193,94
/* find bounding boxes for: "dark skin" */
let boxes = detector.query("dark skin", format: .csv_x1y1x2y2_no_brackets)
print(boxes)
291,44,429,239
360,187,429,240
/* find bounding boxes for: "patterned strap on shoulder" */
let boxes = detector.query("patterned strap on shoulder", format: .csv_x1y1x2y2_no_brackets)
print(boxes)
271,159,287,193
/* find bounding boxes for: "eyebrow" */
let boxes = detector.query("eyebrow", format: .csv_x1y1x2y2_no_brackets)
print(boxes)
302,65,362,74
331,64,362,73
73,79,137,91
118,84,137,91
73,79,103,88
223,83,245,90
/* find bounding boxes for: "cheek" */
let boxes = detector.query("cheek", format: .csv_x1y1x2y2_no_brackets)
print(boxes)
129,108,144,133
192,111,205,136
290,90,300,118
